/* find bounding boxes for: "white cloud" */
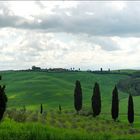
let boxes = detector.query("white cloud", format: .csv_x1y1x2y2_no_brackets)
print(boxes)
0,1,139,70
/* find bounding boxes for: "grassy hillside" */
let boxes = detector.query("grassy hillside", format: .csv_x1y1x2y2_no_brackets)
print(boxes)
0,70,140,140
0,71,130,111
1,111,140,140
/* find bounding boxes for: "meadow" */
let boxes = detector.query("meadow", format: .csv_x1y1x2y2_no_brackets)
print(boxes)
0,70,140,140
0,71,129,109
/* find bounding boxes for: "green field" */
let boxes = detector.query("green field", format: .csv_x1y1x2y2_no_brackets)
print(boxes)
1,112,140,140
0,71,129,109
0,70,140,140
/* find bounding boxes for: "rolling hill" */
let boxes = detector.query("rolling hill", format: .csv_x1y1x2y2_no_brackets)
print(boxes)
0,70,140,140
0,70,137,114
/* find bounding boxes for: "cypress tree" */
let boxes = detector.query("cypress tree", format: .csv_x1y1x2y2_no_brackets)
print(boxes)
74,80,82,114
0,77,7,121
40,104,43,114
91,82,101,117
59,104,62,113
111,86,119,121
128,94,134,125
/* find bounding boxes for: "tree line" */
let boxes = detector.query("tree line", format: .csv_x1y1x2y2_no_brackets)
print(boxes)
74,80,134,125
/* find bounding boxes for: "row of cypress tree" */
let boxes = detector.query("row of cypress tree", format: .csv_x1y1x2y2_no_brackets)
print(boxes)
74,80,134,125
0,75,134,126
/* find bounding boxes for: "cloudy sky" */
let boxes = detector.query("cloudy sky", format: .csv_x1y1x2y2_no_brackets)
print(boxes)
0,1,140,70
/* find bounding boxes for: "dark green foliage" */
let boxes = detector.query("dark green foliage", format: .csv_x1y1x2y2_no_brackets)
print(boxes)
128,94,134,125
0,77,7,121
32,66,41,71
111,86,119,121
40,104,43,114
91,82,101,117
59,104,62,113
117,71,140,96
74,80,82,113
100,68,103,72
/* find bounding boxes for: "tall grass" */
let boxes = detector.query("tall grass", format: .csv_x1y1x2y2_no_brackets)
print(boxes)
1,109,140,140
0,118,112,140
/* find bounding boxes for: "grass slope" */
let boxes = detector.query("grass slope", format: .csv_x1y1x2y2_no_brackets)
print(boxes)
0,71,129,111
2,110,140,140
0,70,140,140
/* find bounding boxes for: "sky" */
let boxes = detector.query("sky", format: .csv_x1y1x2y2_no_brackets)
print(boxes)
0,1,140,70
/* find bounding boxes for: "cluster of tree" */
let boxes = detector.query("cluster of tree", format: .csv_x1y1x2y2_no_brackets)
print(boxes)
31,66,82,72
74,80,134,125
31,66,71,72
32,66,41,71
0,76,8,121
118,72,140,96
88,68,132,76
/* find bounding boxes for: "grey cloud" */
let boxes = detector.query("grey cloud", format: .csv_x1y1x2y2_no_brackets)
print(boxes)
35,1,45,9
77,35,120,51
92,37,120,51
1,2,140,37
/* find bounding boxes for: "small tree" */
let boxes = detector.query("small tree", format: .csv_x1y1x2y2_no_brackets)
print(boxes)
91,82,101,117
74,80,82,114
59,104,62,113
111,86,119,121
128,94,134,126
22,105,26,113
40,104,43,114
100,68,103,72
0,82,7,121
